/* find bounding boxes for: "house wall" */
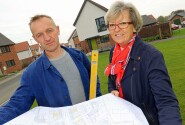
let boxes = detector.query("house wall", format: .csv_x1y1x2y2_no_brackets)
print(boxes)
73,36,90,54
68,38,75,48
35,48,42,56
21,57,33,68
80,41,90,54
170,15,183,25
75,1,109,41
0,45,22,74
17,49,32,60
73,36,81,50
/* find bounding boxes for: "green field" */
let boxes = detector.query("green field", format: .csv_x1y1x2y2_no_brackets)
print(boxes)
32,28,185,123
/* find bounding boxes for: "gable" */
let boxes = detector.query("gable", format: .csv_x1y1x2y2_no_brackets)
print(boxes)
73,0,108,26
142,15,157,26
0,33,15,46
68,29,77,41
73,0,109,41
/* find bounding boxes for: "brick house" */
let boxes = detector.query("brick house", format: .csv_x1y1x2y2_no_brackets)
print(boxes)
0,33,22,75
168,11,185,25
68,29,91,53
14,41,33,68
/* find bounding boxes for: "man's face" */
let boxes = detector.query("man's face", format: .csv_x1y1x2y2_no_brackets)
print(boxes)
30,17,60,53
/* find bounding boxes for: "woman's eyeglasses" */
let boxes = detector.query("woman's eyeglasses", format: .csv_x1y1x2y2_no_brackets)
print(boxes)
107,22,133,30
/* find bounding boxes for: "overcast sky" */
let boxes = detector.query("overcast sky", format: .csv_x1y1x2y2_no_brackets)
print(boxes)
0,0,184,45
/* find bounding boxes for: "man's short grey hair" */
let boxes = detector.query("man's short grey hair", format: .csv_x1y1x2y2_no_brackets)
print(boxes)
29,14,56,27
105,1,143,32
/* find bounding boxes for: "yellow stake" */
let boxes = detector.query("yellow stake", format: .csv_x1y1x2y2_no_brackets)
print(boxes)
89,50,99,99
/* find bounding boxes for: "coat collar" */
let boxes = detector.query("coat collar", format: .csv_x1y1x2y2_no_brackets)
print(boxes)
40,46,79,70
130,35,145,62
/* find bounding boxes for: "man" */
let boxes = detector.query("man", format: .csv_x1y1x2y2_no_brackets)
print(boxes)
0,14,101,124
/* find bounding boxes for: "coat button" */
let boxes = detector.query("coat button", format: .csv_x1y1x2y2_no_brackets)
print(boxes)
64,95,68,99
133,67,136,71
137,56,141,60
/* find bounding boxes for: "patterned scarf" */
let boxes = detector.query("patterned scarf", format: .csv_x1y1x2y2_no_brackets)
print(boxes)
105,34,136,98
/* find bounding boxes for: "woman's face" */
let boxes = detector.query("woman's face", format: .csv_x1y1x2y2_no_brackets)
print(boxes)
108,10,136,47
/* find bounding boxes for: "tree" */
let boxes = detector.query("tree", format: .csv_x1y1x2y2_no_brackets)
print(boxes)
157,15,170,23
157,16,165,23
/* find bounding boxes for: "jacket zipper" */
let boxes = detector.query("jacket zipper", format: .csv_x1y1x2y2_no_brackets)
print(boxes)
142,103,155,123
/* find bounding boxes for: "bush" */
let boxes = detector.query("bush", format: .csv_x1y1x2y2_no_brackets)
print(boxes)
142,35,160,42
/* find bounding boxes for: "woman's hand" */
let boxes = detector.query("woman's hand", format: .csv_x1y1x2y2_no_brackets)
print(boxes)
111,90,119,97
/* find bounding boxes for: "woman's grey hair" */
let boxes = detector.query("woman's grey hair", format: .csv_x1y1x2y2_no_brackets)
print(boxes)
105,1,143,32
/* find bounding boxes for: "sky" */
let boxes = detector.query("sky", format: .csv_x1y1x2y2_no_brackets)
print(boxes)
0,0,185,45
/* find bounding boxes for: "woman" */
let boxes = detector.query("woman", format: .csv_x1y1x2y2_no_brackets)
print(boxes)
104,1,182,125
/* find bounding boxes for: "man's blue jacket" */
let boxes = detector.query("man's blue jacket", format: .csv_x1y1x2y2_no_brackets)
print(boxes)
0,46,101,124
108,36,182,125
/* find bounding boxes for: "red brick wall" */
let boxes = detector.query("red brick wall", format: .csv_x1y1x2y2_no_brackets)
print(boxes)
73,36,90,54
72,34,116,53
73,36,81,50
0,45,22,74
80,41,90,54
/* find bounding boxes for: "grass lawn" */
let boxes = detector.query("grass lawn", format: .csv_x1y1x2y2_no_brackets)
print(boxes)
172,27,185,36
32,31,185,123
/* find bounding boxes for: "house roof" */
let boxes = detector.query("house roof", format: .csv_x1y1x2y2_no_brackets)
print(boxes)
142,15,157,26
168,11,185,21
67,29,78,41
73,0,108,26
177,11,185,17
0,33,15,46
14,41,30,52
148,15,157,21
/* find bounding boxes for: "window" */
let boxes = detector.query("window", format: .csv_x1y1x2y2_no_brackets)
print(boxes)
95,17,107,32
100,35,109,43
173,18,181,25
6,60,15,67
0,46,11,53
